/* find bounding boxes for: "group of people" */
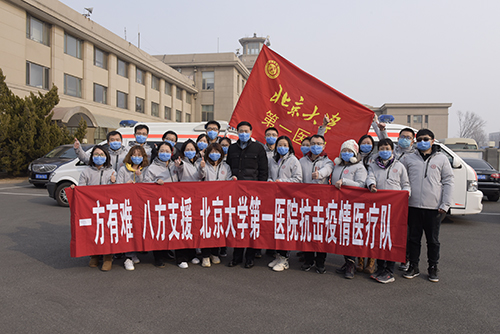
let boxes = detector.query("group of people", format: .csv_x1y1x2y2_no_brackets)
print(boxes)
73,117,454,284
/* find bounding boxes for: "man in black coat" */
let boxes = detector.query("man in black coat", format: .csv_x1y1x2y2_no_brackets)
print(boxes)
226,121,268,268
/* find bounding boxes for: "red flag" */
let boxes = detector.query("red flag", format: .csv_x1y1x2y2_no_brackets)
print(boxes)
230,45,374,158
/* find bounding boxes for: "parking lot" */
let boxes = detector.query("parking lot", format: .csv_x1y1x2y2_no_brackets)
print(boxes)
1,179,499,333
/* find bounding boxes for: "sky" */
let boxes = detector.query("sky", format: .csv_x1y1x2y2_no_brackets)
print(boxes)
60,0,500,137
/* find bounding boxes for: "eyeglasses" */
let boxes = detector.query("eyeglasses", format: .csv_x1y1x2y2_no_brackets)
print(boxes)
416,137,432,142
399,135,413,140
206,127,218,131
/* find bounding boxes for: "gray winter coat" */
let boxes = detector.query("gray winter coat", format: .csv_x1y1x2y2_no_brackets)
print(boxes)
400,146,454,211
143,158,180,183
178,157,203,181
78,166,115,186
116,165,144,184
268,153,303,183
202,162,233,181
366,156,411,193
75,144,129,172
331,161,367,188
299,154,333,184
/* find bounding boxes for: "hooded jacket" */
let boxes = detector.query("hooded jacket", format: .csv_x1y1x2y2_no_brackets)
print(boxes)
116,165,144,184
142,158,179,183
331,160,367,188
202,161,233,181
75,144,129,172
400,145,454,211
78,165,115,186
299,153,333,184
268,152,303,183
366,155,411,193
177,157,203,181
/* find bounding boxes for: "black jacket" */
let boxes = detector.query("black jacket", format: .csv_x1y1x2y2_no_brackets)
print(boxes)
227,140,268,181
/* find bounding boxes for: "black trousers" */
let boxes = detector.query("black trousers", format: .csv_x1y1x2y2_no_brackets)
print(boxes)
232,247,255,263
175,248,196,264
376,259,395,273
303,252,326,267
408,207,445,267
201,247,219,258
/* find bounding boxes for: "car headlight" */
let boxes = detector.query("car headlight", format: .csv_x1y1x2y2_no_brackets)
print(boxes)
467,180,478,192
32,164,58,173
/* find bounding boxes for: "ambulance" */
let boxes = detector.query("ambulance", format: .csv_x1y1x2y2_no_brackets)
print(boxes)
46,121,237,206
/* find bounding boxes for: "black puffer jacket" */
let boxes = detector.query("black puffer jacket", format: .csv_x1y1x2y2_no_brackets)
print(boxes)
226,140,268,181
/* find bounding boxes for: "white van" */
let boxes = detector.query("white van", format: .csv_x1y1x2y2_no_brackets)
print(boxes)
368,123,483,215
46,121,237,206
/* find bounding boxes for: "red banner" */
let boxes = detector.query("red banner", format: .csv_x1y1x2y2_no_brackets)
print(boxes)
67,182,408,262
230,45,374,158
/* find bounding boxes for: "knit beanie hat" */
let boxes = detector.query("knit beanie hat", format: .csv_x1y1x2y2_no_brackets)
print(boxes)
334,139,359,165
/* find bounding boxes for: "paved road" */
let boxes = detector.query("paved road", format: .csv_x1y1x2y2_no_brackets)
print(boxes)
1,181,499,333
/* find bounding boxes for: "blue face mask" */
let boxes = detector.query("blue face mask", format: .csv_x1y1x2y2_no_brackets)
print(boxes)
207,130,218,140
238,132,250,142
341,152,354,162
266,136,277,145
417,140,431,151
301,146,310,155
222,146,229,154
209,152,221,161
165,140,176,148
131,156,143,165
93,156,106,166
360,144,373,153
109,141,121,151
277,146,289,156
197,141,208,151
158,153,171,162
398,138,412,149
378,150,392,160
310,145,323,155
184,150,196,160
135,135,147,144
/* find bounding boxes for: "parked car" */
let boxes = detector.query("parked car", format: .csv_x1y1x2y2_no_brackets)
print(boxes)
463,158,500,202
28,144,94,188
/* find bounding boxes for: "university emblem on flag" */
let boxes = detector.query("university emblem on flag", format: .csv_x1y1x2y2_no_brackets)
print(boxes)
265,60,280,79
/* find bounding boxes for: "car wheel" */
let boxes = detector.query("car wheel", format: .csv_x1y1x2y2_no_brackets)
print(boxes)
55,182,72,207
487,193,499,202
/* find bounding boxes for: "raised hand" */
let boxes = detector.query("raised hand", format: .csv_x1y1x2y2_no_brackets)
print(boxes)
312,166,320,179
73,138,80,149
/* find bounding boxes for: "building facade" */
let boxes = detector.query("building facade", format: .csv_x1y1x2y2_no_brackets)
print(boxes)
0,0,197,143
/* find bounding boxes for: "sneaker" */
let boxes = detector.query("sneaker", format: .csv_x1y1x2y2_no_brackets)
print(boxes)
403,264,420,279
154,259,166,268
315,266,326,274
398,261,409,271
370,267,385,280
191,257,200,265
210,255,221,264
428,265,439,282
335,263,347,274
301,263,314,272
177,261,188,269
344,261,355,279
219,249,227,257
124,258,135,271
268,255,280,268
272,256,289,272
131,254,140,264
376,270,395,284
202,257,211,268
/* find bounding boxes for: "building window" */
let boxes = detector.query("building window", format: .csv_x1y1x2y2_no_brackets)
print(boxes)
185,113,191,122
64,74,82,98
202,71,214,90
237,75,240,94
202,105,214,121
164,106,171,120
176,110,182,122
26,14,50,46
136,68,145,85
94,47,108,69
247,42,260,55
136,97,145,113
186,93,192,104
117,91,128,109
413,115,422,124
151,76,160,91
93,84,107,104
117,59,128,77
425,115,429,124
151,102,159,117
64,33,82,59
165,82,171,95
407,115,411,124
26,62,49,89
176,88,182,100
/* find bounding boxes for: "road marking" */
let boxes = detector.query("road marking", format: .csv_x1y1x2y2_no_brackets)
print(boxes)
477,212,500,216
0,192,47,197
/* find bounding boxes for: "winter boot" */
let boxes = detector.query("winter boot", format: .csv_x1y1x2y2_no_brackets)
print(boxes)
356,257,364,272
101,254,113,271
364,258,376,274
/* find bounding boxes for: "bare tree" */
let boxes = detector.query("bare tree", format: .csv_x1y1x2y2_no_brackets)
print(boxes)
457,110,487,146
